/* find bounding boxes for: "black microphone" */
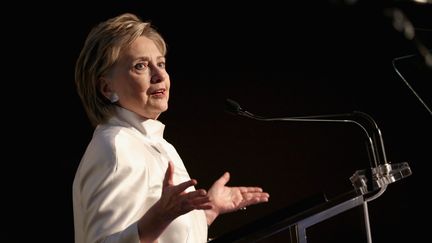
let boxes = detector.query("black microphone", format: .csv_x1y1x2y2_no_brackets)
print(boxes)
224,98,412,195
225,98,244,115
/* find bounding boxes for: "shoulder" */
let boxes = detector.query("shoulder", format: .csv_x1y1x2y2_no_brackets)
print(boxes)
75,124,151,185
80,125,141,169
92,124,142,150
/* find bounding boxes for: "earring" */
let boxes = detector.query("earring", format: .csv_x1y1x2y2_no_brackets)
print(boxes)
110,93,119,103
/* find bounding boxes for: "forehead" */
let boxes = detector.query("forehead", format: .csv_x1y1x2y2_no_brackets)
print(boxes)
124,36,163,58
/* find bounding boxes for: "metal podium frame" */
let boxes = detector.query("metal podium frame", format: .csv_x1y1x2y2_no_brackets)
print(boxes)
290,193,367,243
208,190,367,243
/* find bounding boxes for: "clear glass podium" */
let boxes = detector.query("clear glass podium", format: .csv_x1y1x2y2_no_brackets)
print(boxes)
209,162,412,243
219,101,413,242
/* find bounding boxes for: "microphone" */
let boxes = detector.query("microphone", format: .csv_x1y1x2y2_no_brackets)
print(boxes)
225,98,412,195
225,98,245,115
226,98,362,123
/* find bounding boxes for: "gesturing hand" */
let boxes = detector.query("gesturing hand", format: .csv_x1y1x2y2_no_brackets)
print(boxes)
204,172,270,225
158,161,212,222
138,162,211,241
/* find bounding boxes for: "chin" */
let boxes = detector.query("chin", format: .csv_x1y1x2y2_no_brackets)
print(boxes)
160,101,168,110
156,104,168,114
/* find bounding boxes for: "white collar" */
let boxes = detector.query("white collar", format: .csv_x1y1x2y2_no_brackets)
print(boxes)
109,106,166,139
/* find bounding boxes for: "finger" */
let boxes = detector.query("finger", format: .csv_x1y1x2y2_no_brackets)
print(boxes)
239,187,263,193
182,197,212,211
250,192,270,198
172,179,198,195
243,192,270,200
181,203,212,212
215,172,230,186
195,203,213,210
252,196,269,204
189,196,211,206
242,194,270,206
185,189,207,198
163,161,175,187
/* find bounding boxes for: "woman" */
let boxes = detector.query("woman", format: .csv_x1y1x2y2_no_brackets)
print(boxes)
73,13,269,243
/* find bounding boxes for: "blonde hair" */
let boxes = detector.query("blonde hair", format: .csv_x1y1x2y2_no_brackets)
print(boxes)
75,13,167,126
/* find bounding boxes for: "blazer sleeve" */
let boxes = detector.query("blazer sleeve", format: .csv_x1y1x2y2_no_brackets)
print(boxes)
75,131,152,243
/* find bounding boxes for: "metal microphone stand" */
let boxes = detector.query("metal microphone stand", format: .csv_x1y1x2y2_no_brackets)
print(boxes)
219,99,412,243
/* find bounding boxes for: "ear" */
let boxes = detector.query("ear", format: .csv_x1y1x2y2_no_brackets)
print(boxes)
99,77,114,100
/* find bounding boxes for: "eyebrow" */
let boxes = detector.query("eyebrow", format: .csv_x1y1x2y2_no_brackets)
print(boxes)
134,56,166,61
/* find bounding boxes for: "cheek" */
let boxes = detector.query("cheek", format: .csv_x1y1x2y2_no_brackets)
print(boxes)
165,76,171,90
127,78,150,93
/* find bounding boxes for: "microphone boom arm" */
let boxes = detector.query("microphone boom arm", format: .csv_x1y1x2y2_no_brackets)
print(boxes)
227,99,412,195
241,110,383,168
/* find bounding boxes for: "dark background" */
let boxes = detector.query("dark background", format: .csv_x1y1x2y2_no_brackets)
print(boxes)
7,1,431,242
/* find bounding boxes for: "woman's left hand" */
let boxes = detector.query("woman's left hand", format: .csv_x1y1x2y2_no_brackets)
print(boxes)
204,172,269,225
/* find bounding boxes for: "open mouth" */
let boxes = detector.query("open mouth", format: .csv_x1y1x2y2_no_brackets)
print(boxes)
150,88,166,96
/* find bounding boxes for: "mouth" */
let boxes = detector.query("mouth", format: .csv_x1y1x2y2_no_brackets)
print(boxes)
150,88,166,97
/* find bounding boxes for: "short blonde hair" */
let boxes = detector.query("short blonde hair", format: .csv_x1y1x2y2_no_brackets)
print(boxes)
75,13,167,126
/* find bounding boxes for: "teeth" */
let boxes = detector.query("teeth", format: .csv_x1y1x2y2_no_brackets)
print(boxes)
151,89,165,95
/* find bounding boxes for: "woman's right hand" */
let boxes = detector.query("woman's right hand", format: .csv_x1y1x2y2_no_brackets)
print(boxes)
138,161,211,242
158,161,212,221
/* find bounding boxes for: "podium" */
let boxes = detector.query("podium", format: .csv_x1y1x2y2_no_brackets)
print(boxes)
218,102,414,242
209,162,412,243
208,190,359,243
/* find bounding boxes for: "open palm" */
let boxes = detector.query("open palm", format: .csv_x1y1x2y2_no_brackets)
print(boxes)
205,172,269,225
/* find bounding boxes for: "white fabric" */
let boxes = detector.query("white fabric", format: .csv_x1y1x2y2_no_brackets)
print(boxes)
73,107,208,243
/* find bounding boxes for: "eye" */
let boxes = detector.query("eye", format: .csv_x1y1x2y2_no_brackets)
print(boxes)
134,62,148,70
157,61,166,69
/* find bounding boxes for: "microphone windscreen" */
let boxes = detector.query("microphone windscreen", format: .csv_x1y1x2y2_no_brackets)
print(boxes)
225,98,243,114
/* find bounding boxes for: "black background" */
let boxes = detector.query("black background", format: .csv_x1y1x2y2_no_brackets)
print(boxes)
6,1,431,242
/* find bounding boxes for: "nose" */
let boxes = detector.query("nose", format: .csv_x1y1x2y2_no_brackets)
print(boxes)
150,65,166,84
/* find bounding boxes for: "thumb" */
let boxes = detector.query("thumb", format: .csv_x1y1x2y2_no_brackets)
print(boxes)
163,161,174,187
216,172,230,186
